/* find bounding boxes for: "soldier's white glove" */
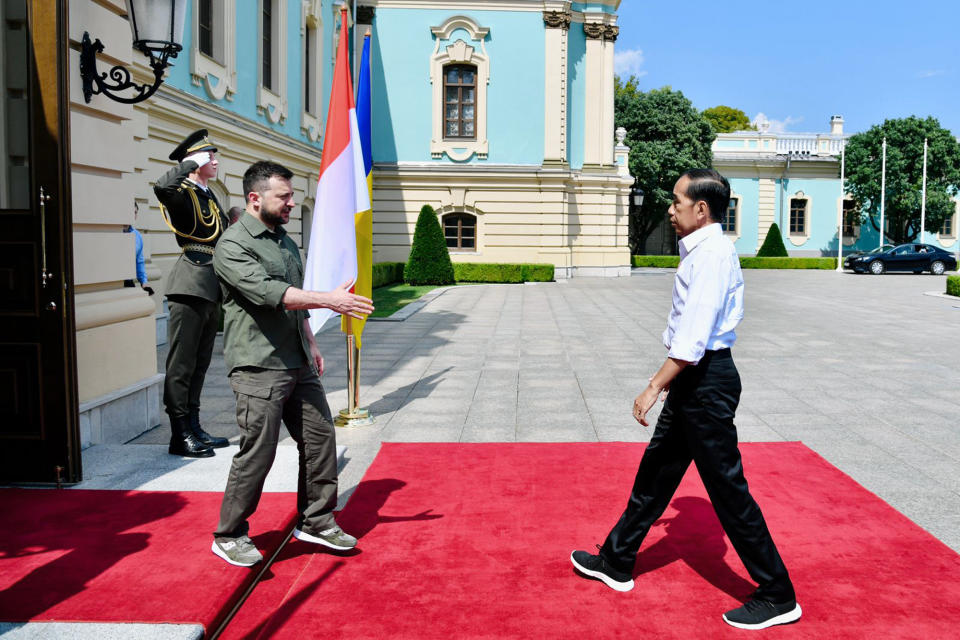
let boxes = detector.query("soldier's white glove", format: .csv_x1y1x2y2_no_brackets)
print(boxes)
184,151,212,168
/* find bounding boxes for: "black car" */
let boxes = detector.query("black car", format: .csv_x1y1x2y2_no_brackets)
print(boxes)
844,243,958,275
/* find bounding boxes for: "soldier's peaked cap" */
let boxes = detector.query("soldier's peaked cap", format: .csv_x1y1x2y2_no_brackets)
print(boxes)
169,129,218,161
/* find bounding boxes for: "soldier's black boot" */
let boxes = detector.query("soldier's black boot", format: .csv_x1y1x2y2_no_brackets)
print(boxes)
189,410,229,449
169,415,215,458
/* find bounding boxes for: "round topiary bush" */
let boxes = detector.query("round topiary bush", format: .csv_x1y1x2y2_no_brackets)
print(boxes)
404,204,455,285
757,223,789,257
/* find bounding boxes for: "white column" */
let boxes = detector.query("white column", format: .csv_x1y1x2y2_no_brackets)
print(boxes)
601,24,618,166
582,19,605,167
542,9,570,164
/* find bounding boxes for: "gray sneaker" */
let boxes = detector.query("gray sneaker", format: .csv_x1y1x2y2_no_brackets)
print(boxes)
211,535,263,567
292,525,357,550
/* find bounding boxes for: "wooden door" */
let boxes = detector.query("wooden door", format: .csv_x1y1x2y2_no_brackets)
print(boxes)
0,0,79,483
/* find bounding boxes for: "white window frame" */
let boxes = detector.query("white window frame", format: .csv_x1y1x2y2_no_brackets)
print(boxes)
430,16,489,161
938,201,958,242
788,192,811,246
257,0,288,124
190,0,237,101
722,194,741,241
300,0,323,141
438,205,484,254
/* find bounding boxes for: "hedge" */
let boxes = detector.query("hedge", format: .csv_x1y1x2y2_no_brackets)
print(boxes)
632,256,838,270
739,257,837,270
453,263,554,283
632,255,681,268
372,261,554,287
373,262,406,288
947,275,960,297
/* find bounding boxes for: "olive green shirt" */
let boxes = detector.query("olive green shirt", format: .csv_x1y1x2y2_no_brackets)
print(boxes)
213,213,311,373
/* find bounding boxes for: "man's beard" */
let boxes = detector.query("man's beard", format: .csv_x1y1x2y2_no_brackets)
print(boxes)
261,206,289,228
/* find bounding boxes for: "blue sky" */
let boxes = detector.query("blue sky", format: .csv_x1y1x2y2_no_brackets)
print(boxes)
614,1,960,136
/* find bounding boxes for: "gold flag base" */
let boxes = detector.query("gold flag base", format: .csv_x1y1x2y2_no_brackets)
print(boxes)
335,407,375,428
335,330,375,428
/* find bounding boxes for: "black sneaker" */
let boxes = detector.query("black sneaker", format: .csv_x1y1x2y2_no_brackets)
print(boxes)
723,598,802,630
570,549,634,592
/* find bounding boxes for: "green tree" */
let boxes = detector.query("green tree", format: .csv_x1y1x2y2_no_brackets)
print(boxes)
702,105,756,133
404,204,455,285
615,77,715,253
756,223,788,257
843,116,960,245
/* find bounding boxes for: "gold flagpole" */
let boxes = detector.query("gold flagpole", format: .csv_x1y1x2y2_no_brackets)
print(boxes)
335,315,374,427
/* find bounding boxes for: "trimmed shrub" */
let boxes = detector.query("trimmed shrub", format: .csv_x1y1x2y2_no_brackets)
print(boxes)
739,257,836,270
372,262,405,288
453,263,554,283
404,204,455,285
947,275,960,297
757,223,789,257
631,256,837,270
632,255,681,268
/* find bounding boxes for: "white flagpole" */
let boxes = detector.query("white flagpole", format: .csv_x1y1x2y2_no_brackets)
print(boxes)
920,137,928,245
837,140,845,271
879,137,886,249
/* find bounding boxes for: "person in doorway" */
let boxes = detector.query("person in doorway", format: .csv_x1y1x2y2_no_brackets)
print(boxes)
570,169,801,631
153,129,230,458
210,160,373,567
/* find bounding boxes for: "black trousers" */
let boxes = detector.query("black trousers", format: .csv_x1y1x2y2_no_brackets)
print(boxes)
600,349,795,602
164,295,219,419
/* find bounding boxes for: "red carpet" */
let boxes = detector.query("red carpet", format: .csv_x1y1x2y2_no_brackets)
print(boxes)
221,443,960,639
0,489,296,633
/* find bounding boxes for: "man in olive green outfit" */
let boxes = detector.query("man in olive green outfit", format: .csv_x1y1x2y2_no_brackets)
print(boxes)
211,161,374,567
154,130,230,458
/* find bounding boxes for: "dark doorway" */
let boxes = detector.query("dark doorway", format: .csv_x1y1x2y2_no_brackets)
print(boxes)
0,0,79,483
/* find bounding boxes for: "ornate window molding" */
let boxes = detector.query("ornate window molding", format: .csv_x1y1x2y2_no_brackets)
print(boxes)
430,15,489,161
190,0,237,101
301,0,323,141
258,0,288,124
438,204,483,254
788,192,812,246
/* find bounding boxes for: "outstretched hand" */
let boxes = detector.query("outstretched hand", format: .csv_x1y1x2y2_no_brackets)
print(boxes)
328,279,374,319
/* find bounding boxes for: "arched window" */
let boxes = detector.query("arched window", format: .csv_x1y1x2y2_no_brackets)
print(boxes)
443,212,476,251
443,64,476,140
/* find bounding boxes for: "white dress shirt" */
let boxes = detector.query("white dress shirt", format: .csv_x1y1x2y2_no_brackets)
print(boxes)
662,223,744,365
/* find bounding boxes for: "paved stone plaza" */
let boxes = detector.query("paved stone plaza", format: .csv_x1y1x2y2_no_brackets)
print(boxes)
117,269,960,553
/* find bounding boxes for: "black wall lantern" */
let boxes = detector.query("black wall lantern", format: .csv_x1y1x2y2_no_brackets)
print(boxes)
80,0,187,104
631,185,645,208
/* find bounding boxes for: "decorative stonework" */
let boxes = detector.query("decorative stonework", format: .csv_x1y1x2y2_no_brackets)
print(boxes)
603,25,619,41
257,0,288,125
543,11,571,30
430,15,490,161
583,22,604,39
190,0,237,101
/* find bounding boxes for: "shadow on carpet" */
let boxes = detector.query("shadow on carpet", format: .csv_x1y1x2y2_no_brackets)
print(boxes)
0,489,296,635
219,442,960,639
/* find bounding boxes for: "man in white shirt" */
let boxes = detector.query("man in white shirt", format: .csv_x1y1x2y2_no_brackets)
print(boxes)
570,169,800,631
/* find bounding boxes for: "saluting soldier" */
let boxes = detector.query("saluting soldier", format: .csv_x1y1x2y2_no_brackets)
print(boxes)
154,129,231,458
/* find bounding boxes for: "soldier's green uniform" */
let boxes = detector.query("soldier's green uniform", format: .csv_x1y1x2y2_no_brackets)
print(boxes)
153,130,230,457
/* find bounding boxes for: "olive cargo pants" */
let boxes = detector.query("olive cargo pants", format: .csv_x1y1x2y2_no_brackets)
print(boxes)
215,365,339,539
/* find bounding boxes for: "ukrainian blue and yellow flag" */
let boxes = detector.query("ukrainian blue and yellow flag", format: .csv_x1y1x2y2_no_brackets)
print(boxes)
341,29,374,346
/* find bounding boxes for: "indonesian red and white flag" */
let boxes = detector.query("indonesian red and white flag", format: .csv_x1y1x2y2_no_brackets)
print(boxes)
304,8,370,335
